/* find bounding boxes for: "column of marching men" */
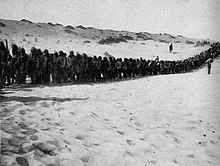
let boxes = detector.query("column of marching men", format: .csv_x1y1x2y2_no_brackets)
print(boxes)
0,41,220,85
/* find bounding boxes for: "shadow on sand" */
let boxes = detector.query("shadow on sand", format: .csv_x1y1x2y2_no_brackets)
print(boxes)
2,82,94,91
2,76,147,91
172,51,179,54
0,95,89,103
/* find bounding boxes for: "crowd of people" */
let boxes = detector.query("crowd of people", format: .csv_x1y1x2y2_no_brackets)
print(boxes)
0,40,220,85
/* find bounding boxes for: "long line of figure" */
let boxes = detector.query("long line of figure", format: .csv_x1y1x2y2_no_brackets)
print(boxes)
0,41,220,85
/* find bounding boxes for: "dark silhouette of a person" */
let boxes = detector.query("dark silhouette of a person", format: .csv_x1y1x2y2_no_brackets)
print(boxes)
169,43,173,53
206,58,213,74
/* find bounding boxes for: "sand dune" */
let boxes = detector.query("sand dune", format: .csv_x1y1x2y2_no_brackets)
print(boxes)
1,59,220,166
0,19,210,60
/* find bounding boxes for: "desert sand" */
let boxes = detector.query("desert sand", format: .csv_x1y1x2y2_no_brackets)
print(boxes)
0,19,210,60
0,18,219,166
1,58,220,166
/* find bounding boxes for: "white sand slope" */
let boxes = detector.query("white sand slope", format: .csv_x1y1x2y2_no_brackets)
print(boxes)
1,59,220,166
0,19,210,60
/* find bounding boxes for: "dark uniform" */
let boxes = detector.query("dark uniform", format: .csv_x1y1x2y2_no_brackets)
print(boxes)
0,41,11,85
41,49,50,84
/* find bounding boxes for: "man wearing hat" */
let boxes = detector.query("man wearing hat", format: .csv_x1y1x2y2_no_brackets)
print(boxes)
19,47,28,84
50,52,59,83
57,51,67,83
67,50,76,82
35,49,43,84
42,49,50,84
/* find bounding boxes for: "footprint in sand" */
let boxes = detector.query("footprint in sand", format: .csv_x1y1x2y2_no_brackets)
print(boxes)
80,153,91,163
187,154,195,158
16,156,29,166
1,137,22,155
70,112,76,115
124,150,136,157
22,128,38,135
19,109,27,115
91,112,98,117
134,122,142,127
139,137,145,141
126,140,135,146
165,130,175,135
117,130,125,135
173,159,180,165
41,128,50,131
1,122,19,134
0,108,12,117
21,143,35,153
32,142,58,156
8,135,29,146
63,139,70,145
33,149,45,160
18,122,31,130
210,140,216,144
150,144,160,150
29,135,39,141
54,122,61,126
75,134,86,140
0,111,10,118
173,136,183,144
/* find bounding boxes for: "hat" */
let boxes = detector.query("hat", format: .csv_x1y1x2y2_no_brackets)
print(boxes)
30,47,36,53
43,49,49,54
59,51,63,55
70,50,74,55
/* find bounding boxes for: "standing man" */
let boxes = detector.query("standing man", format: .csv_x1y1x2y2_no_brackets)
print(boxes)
67,51,76,82
169,43,173,53
41,49,50,84
0,41,11,85
206,58,213,74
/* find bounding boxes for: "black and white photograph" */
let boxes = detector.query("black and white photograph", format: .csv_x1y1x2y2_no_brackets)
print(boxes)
0,0,220,165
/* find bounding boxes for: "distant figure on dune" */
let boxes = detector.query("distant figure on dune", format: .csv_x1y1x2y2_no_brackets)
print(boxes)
206,58,213,74
169,43,173,53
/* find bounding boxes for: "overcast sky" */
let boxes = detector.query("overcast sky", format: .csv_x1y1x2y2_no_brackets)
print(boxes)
0,0,219,40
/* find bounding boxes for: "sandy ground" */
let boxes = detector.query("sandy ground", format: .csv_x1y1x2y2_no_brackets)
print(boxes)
0,58,220,166
5,37,209,61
